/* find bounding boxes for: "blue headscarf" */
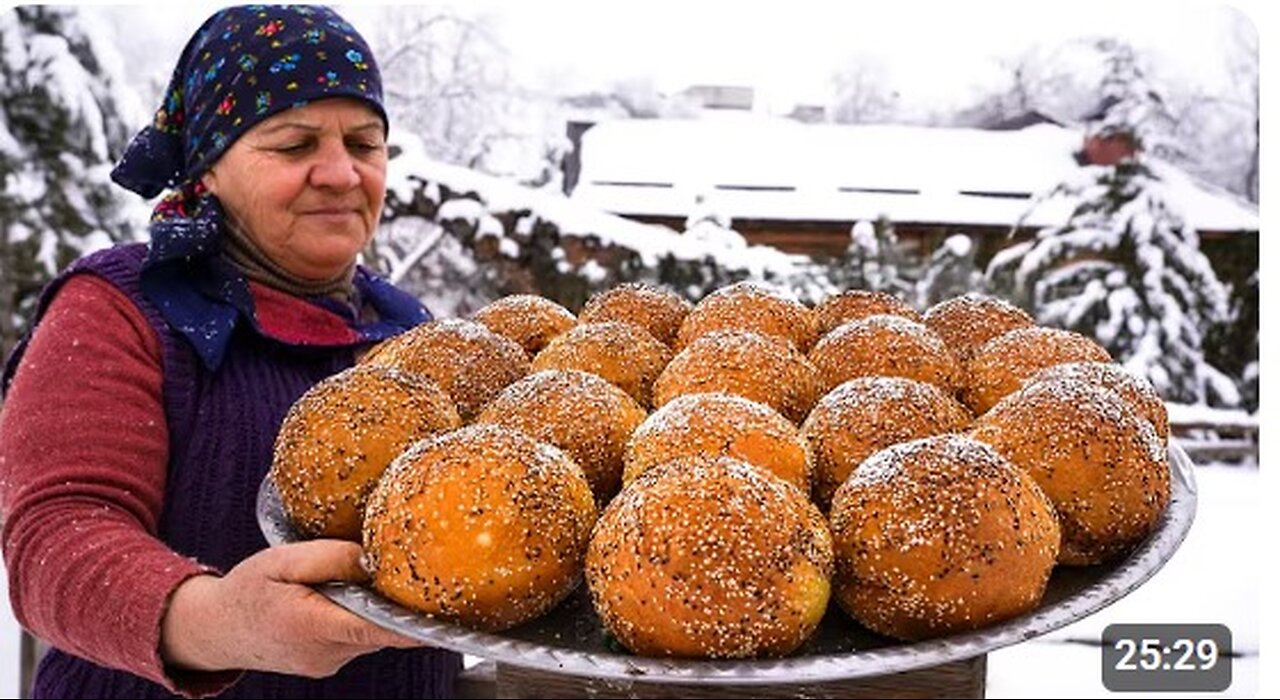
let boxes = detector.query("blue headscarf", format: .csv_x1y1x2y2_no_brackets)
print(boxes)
113,4,386,199
110,5,427,369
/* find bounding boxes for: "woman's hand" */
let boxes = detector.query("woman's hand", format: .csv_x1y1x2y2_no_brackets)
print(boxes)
160,540,422,677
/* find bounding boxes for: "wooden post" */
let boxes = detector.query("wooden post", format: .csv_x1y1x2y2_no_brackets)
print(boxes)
477,654,986,699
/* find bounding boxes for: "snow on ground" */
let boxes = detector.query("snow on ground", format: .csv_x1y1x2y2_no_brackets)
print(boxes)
0,461,1260,697
988,460,1259,698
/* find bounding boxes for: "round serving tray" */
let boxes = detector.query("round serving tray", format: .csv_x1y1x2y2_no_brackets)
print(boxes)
257,444,1196,685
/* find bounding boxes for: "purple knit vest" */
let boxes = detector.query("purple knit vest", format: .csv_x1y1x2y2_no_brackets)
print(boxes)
17,245,460,699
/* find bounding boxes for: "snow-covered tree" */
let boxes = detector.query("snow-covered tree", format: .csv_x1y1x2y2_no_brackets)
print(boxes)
368,7,564,184
682,195,747,251
1086,38,1181,163
829,55,899,124
988,162,1237,406
987,38,1238,406
917,233,983,308
839,217,912,300
0,7,144,358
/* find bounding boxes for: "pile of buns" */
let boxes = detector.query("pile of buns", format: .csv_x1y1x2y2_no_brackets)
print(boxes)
271,282,1171,655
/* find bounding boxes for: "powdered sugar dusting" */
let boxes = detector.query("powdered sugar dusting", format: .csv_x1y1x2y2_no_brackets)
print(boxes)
1025,361,1169,441
587,454,833,658
578,282,692,347
961,325,1112,415
360,318,530,421
809,314,958,394
814,289,923,337
272,363,462,540
970,378,1170,566
677,281,819,352
654,329,820,424
362,423,597,631
827,434,1060,641
531,321,672,408
800,376,972,510
472,294,577,356
475,369,647,505
923,293,1036,362
623,391,812,493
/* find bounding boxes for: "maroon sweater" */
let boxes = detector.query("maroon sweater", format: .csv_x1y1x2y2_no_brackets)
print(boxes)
1,275,215,691
0,274,400,695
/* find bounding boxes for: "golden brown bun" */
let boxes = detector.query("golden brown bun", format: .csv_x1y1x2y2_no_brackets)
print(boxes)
653,330,821,424
472,294,577,356
1026,361,1169,442
623,392,811,494
829,434,1060,641
970,378,1169,565
363,424,597,631
587,455,833,658
360,319,530,421
476,369,647,505
814,289,923,337
808,315,960,395
578,283,692,347
923,293,1036,362
962,326,1112,415
531,321,671,408
676,281,819,353
800,377,972,511
272,365,461,541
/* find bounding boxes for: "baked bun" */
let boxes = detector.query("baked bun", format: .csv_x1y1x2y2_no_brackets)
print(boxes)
587,456,833,658
829,434,1060,641
970,378,1169,565
363,424,597,631
962,326,1111,415
476,369,647,505
272,365,462,541
578,283,692,347
676,281,819,352
531,321,671,408
653,330,821,424
923,293,1036,362
800,377,972,510
361,319,529,420
808,315,959,395
472,294,577,356
814,289,923,337
1026,361,1169,442
623,392,811,494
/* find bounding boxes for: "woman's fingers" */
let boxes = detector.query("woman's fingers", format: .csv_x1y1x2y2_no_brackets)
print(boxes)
249,539,370,585
161,541,423,677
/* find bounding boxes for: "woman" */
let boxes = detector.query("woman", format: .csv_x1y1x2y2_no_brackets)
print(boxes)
0,6,460,698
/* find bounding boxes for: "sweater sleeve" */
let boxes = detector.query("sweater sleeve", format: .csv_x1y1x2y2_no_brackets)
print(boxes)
0,274,237,696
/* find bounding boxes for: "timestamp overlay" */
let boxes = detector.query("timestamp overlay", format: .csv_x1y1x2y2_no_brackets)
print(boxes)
1102,623,1232,692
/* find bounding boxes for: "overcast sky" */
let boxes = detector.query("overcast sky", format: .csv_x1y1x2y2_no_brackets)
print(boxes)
96,1,1258,118
469,0,1254,110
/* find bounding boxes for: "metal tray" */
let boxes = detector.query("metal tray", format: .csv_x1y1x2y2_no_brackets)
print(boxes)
256,444,1196,685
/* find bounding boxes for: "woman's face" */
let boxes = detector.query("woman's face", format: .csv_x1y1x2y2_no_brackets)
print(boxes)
201,98,388,280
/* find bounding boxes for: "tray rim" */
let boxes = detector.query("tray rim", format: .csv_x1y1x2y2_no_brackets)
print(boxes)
256,443,1197,685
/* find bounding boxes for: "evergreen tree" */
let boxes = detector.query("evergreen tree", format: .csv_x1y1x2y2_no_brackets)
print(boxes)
987,41,1237,405
1,7,143,358
1087,38,1182,163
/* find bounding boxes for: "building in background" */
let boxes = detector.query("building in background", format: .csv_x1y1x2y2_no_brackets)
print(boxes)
563,109,1258,265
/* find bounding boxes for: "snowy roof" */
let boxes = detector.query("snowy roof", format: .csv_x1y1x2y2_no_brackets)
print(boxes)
385,132,811,279
570,114,1259,232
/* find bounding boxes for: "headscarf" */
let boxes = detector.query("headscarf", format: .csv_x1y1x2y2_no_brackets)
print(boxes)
114,4,386,199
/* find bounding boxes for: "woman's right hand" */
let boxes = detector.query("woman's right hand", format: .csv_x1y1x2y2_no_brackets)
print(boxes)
160,539,423,677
